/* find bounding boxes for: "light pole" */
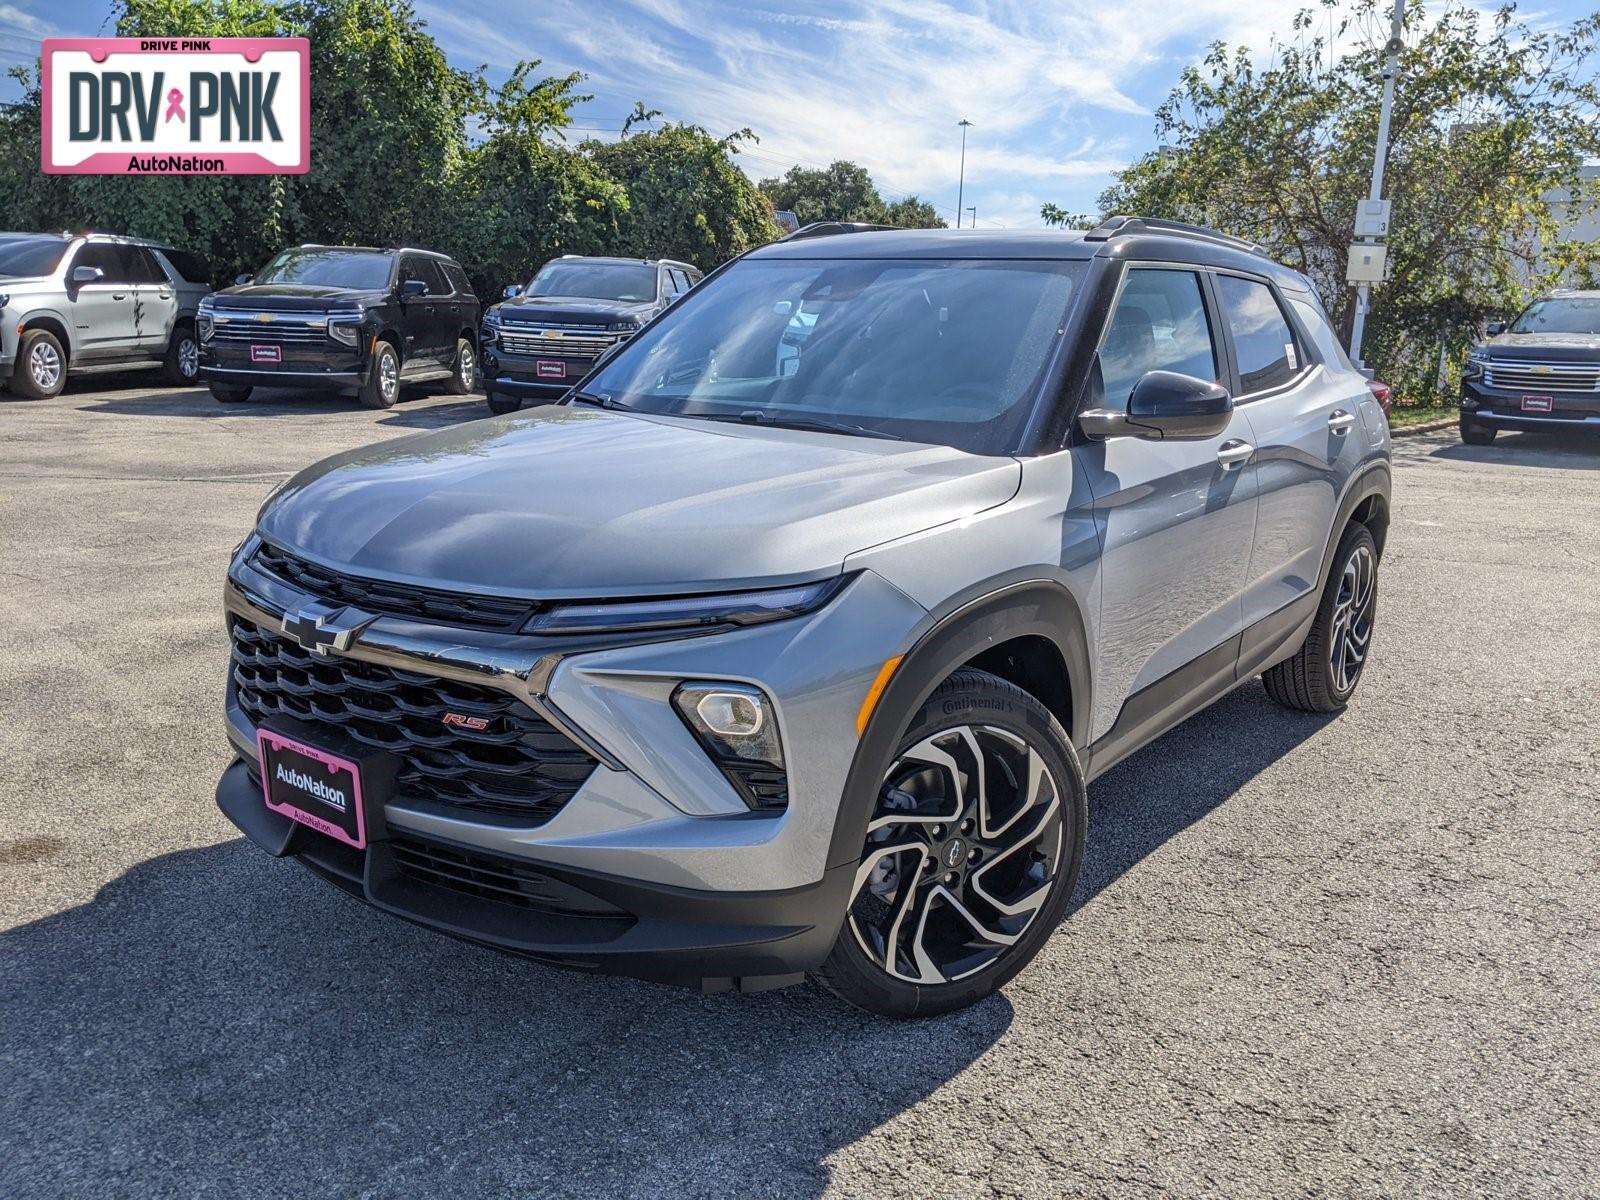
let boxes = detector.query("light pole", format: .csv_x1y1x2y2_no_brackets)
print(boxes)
956,119,973,228
1348,0,1405,365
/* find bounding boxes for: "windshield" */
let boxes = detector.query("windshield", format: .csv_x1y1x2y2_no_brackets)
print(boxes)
1510,296,1600,336
579,257,1084,455
527,262,657,302
251,249,393,289
0,237,68,279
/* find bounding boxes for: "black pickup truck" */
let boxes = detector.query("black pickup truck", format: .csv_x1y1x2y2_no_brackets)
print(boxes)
479,255,702,414
199,245,481,409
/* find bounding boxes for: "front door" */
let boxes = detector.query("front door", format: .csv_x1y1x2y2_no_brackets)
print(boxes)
397,256,451,368
1072,266,1259,743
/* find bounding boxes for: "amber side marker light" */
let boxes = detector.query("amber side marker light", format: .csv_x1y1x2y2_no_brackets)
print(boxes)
856,655,904,737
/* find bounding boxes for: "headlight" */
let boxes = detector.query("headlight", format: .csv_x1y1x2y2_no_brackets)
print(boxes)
608,320,641,333
483,305,503,328
197,299,214,342
673,681,787,811
522,575,849,636
328,317,362,347
1463,349,1489,378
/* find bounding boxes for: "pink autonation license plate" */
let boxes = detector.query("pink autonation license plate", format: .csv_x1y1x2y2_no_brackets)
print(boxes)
257,729,366,849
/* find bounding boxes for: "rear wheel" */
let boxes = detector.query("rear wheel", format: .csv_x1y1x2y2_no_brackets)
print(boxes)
10,329,66,399
446,338,477,395
210,384,253,404
815,670,1086,1018
1263,523,1378,713
1459,416,1496,445
359,340,400,409
486,391,521,415
162,323,200,386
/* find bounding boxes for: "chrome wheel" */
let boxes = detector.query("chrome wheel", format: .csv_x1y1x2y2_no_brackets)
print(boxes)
378,349,398,403
1329,543,1376,693
457,341,475,389
177,336,199,380
848,724,1064,985
29,341,61,389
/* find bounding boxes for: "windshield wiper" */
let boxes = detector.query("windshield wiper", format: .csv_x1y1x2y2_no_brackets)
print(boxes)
715,411,912,443
567,390,630,411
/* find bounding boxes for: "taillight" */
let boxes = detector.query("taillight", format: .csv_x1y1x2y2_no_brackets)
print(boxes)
1366,380,1393,415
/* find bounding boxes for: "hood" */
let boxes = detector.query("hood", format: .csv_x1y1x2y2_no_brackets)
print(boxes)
1483,331,1600,361
257,406,1021,598
497,295,656,326
210,283,390,312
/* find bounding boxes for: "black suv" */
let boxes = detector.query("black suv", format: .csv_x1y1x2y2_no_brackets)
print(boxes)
480,255,702,414
199,245,481,409
1461,289,1600,444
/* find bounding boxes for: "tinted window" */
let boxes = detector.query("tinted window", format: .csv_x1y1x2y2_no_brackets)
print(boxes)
1099,269,1218,405
72,243,133,284
0,236,68,278
1511,296,1600,335
400,257,448,295
584,256,1084,456
528,261,658,302
159,248,212,285
124,246,165,284
253,249,394,289
442,261,474,296
669,267,694,294
1287,294,1352,370
1217,275,1301,393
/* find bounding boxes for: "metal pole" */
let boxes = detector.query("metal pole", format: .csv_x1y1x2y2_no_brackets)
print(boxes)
967,206,976,228
1349,0,1405,364
956,119,972,228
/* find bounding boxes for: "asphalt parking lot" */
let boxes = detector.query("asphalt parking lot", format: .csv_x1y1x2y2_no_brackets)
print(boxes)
2,380,1597,1198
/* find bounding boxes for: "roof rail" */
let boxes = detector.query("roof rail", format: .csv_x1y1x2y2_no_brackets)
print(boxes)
1084,215,1264,255
779,221,897,242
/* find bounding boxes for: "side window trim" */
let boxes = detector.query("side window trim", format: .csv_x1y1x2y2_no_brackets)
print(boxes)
1210,267,1314,404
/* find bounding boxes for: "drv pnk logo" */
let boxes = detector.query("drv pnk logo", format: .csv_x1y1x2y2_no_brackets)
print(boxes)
42,37,309,175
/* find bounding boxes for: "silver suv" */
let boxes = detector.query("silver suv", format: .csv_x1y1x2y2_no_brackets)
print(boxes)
215,218,1391,1017
0,232,212,399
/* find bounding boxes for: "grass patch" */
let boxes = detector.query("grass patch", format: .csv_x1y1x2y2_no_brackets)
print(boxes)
1388,403,1459,430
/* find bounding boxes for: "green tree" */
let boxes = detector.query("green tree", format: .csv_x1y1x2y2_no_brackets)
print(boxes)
1039,203,1092,229
881,196,947,229
588,123,779,270
757,160,885,224
1088,0,1600,401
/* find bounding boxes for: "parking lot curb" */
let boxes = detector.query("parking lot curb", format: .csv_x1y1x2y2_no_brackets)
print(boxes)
1388,416,1459,437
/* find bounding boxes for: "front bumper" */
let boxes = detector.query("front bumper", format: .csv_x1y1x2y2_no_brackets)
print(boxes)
1461,378,1600,431
200,340,372,391
217,546,930,986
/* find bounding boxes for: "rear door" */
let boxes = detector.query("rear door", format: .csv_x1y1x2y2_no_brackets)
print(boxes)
65,243,138,361
1217,273,1364,633
1073,265,1259,743
127,246,178,356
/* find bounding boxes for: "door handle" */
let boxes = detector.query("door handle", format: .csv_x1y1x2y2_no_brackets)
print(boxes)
1216,440,1254,470
111,292,127,301
1328,409,1356,434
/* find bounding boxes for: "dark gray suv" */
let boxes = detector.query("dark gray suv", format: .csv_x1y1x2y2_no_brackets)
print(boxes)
215,217,1391,1017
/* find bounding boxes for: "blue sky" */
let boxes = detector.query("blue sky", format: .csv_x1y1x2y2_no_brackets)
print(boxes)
2,1,1591,226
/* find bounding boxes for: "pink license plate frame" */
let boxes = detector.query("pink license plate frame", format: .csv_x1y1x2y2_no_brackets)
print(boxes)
535,360,567,379
251,344,282,364
257,729,367,849
1521,395,1554,413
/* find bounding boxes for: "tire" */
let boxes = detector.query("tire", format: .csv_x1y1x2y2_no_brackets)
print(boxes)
814,669,1087,1018
1460,416,1496,445
359,340,400,409
485,391,521,415
210,384,253,404
10,329,66,399
1263,523,1379,714
162,322,201,386
446,337,477,395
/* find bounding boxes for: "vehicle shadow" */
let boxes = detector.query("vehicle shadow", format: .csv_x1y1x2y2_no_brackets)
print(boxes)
1,839,1009,1198
1423,429,1600,470
75,387,485,422
1075,683,1336,908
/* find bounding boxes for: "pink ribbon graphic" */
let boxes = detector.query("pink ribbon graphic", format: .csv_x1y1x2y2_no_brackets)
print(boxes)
164,88,185,123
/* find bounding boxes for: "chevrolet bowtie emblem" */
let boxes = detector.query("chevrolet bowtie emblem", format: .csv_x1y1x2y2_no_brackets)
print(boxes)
280,602,376,657
256,312,275,323
1532,365,1551,374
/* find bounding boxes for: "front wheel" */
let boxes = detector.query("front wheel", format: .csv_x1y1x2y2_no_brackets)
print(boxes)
1460,416,1496,446
10,329,66,399
485,391,521,415
815,669,1087,1018
446,338,477,395
1263,523,1379,713
210,383,253,403
359,340,400,409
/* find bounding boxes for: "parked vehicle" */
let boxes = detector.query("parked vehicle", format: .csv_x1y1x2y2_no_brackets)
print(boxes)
198,245,480,409
215,217,1391,1017
479,255,702,414
1460,290,1600,444
0,231,211,399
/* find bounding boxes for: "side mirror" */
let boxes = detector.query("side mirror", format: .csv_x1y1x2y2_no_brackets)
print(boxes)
71,265,105,285
1080,370,1233,441
503,283,522,299
235,272,253,286
400,279,429,300
1484,321,1505,337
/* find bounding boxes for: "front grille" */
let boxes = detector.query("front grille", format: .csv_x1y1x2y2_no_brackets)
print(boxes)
210,315,330,344
230,617,597,820
1483,361,1600,393
389,833,631,923
251,541,536,631
500,327,616,358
